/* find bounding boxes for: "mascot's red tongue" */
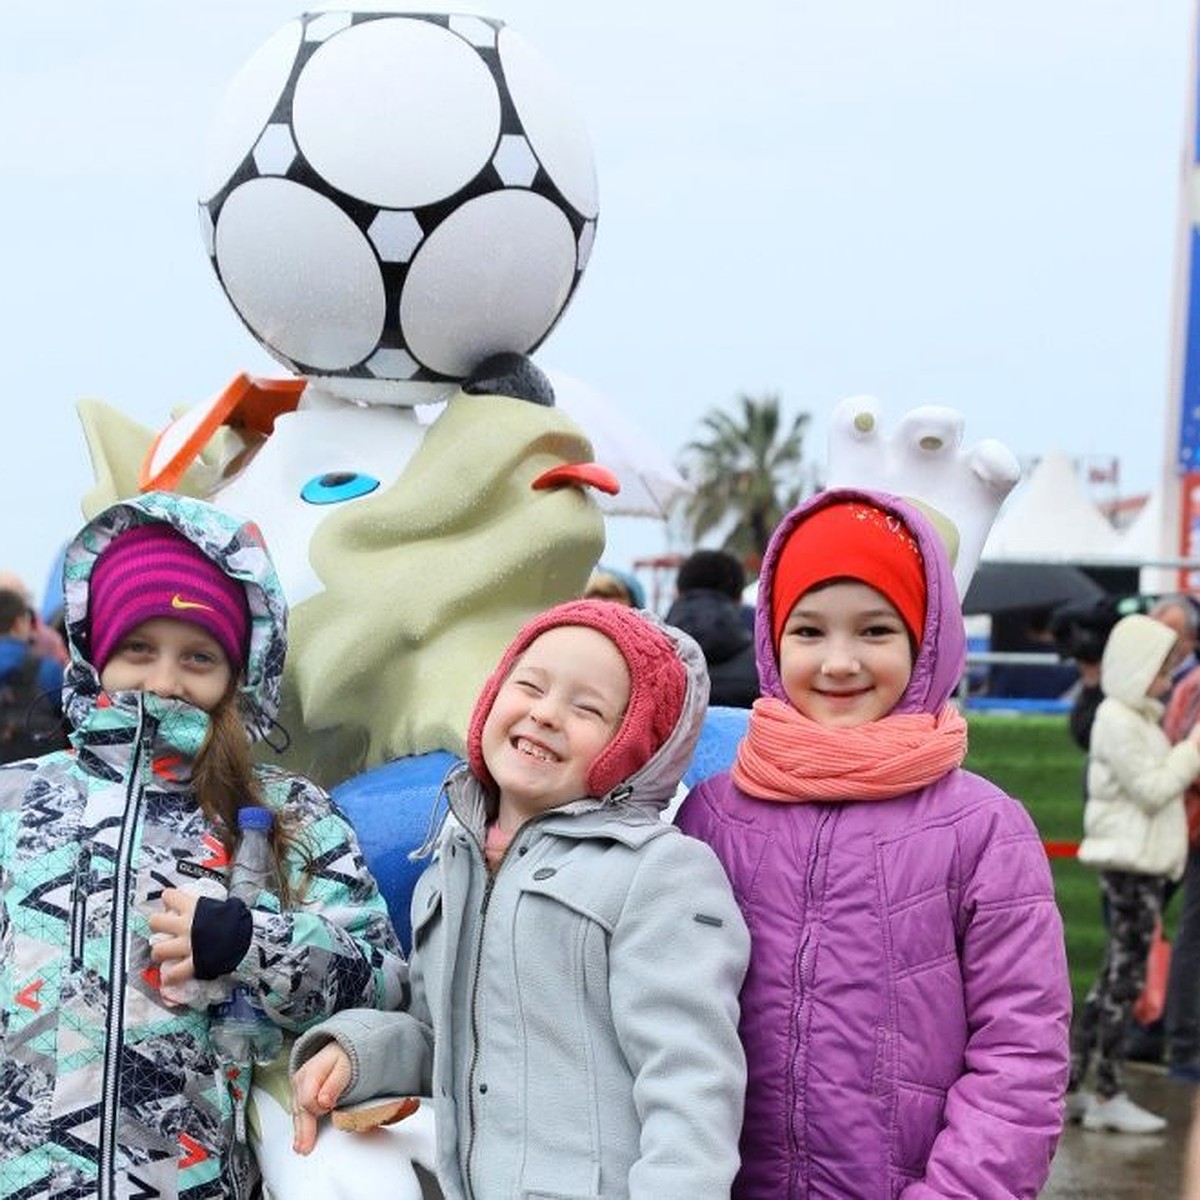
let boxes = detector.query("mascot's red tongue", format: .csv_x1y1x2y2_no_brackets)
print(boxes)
532,462,620,495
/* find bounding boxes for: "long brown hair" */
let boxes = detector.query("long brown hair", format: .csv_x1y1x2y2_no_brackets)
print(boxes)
193,683,311,908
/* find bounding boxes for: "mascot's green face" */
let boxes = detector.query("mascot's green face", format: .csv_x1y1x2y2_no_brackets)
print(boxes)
80,382,606,788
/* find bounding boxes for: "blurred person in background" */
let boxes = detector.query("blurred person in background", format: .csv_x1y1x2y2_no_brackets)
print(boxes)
0,587,67,763
665,549,758,708
583,564,644,608
1151,594,1200,702
0,569,67,666
1069,614,1200,1132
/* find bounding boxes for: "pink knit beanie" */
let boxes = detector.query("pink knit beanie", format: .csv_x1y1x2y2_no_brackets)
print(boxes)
467,599,687,798
88,524,251,672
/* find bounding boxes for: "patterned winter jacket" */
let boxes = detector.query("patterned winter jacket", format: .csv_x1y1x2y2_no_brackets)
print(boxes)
677,489,1072,1200
0,493,406,1200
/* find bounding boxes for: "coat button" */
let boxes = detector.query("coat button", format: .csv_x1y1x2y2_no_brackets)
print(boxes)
479,1082,488,1094
533,867,556,880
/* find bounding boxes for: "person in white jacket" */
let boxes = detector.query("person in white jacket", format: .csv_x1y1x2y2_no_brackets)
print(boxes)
1069,612,1200,1134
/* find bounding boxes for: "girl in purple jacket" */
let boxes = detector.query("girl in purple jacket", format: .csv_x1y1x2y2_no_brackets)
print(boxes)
677,488,1072,1199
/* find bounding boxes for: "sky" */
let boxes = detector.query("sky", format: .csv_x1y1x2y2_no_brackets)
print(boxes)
1,1,1195,608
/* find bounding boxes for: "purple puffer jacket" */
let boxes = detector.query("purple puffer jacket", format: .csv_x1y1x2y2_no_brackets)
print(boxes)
677,489,1071,1199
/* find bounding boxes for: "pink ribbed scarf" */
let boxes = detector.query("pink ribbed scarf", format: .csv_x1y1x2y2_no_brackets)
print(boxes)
732,696,968,801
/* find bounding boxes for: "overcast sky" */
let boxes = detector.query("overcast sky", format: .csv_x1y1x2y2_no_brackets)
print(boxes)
1,1,1194,603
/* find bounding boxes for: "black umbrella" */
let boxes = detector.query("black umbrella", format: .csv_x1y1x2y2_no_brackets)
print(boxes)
962,561,1106,616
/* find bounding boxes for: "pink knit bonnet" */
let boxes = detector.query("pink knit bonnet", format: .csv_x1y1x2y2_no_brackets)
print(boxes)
466,599,687,798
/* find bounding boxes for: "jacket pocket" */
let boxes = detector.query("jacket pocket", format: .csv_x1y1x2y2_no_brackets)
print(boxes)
521,1191,599,1199
410,883,442,944
409,882,444,1019
871,1024,892,1097
512,881,608,1197
69,844,92,968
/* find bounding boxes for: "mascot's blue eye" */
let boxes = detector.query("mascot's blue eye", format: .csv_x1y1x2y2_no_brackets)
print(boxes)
300,472,381,505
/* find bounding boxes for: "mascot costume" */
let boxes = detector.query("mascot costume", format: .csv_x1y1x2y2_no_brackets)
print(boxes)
80,10,617,948
76,11,1022,1197
77,11,613,1196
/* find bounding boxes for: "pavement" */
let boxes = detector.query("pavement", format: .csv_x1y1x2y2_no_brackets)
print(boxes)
1043,1063,1196,1198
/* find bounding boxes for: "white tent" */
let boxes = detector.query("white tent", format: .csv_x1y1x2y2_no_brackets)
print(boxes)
1119,491,1179,593
982,450,1125,562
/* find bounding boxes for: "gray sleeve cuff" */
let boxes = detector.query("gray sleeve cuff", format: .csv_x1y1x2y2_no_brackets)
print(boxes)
289,1009,430,1103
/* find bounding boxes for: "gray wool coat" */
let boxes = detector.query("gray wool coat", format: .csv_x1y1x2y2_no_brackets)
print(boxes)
294,620,750,1199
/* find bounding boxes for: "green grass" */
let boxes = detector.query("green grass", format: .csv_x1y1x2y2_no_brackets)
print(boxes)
964,712,1119,1009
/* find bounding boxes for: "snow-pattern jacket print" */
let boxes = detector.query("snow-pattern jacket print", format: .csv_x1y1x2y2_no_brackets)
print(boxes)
0,493,406,1200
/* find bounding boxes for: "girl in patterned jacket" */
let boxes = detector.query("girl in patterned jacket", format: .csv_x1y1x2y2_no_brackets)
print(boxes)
676,488,1072,1199
0,491,406,1200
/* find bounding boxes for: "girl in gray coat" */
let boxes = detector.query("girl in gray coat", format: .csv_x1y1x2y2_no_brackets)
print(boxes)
290,599,751,1199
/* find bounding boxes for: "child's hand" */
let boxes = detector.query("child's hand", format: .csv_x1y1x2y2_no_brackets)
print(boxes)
148,887,200,987
291,1042,353,1155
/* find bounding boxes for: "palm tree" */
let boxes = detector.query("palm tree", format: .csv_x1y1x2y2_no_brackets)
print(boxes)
678,393,814,560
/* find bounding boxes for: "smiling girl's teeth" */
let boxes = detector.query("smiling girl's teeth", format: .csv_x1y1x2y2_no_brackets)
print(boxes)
516,738,555,762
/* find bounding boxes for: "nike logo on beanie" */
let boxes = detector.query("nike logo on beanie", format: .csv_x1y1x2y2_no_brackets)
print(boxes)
172,595,215,612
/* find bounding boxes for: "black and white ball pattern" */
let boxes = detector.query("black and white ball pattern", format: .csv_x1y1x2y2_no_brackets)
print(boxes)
199,11,599,402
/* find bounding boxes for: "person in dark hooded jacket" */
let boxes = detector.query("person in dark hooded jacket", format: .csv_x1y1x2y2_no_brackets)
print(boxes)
665,549,758,707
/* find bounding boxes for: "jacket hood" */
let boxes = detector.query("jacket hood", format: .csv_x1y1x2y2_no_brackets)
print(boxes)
1100,612,1176,709
754,488,966,715
456,609,710,831
436,616,709,855
614,612,711,808
60,491,288,739
665,590,753,666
